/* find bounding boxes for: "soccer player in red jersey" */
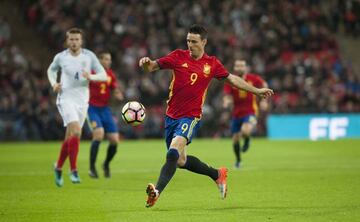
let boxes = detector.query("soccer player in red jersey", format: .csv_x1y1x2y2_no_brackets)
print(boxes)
223,59,268,168
139,24,273,207
88,51,123,178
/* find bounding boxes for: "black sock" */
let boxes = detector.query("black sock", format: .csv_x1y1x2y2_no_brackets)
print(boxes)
242,136,250,152
243,137,250,146
233,142,241,162
104,143,117,166
156,149,179,193
180,155,218,181
90,140,100,169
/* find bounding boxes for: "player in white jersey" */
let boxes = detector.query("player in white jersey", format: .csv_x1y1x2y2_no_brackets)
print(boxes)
47,28,107,187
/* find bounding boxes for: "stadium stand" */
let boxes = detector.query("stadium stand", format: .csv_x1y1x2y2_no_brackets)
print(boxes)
0,17,64,140
0,0,359,140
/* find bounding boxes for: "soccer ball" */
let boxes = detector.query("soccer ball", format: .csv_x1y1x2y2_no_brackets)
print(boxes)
121,101,146,126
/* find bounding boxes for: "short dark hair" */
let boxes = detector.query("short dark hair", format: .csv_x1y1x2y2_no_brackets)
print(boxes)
98,51,111,59
66,27,84,39
188,24,208,40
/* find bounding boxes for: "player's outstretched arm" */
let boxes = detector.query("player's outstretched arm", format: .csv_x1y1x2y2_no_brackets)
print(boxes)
259,81,270,110
139,57,160,73
225,73,274,99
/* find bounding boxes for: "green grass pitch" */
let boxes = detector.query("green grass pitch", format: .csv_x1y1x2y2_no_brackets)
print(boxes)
0,139,359,222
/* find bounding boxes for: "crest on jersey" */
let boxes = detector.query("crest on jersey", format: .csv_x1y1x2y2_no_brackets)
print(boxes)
107,76,112,84
203,63,211,75
182,63,188,68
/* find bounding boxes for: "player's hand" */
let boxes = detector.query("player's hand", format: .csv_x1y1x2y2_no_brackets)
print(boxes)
139,57,151,67
52,83,61,93
82,71,91,81
114,89,124,101
139,57,160,72
256,88,274,99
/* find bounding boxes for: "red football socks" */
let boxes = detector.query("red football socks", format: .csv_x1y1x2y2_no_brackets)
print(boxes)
68,136,80,171
56,140,69,169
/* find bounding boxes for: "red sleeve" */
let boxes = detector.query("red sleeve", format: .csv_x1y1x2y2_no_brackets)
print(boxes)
223,83,232,94
109,70,118,90
157,50,180,69
213,58,229,79
254,75,265,88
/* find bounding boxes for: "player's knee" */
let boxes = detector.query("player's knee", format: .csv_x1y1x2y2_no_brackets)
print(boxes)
70,131,81,138
93,134,104,141
242,128,252,137
241,125,252,135
177,160,186,167
177,155,186,167
170,136,187,149
109,139,118,145
167,148,179,161
108,135,119,144
93,128,104,140
232,134,240,142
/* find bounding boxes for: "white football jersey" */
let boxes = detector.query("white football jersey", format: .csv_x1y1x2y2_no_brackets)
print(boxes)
47,48,106,104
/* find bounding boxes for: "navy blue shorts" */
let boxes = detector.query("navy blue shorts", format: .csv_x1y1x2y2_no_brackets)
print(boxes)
164,116,201,149
87,105,118,133
231,115,257,134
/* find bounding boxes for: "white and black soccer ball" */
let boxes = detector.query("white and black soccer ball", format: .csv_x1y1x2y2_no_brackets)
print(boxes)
121,101,146,126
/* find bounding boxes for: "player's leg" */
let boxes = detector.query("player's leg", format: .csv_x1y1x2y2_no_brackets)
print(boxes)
146,116,180,208
55,136,69,170
68,103,88,183
232,132,242,168
103,132,119,178
87,105,104,178
176,118,228,199
230,118,242,168
54,125,78,187
67,121,82,183
156,116,202,193
146,135,183,208
89,127,104,178
174,118,217,181
178,146,227,199
241,115,257,152
156,136,184,192
54,102,73,187
102,107,119,178
54,136,68,187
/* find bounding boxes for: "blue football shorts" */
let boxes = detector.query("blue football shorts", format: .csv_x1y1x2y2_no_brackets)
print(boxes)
87,105,118,133
164,116,201,149
231,115,257,134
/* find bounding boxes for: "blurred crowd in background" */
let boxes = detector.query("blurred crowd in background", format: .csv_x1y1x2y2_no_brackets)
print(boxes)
1,0,359,141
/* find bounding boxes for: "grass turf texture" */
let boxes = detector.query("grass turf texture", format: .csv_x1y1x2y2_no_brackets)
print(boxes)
0,139,359,222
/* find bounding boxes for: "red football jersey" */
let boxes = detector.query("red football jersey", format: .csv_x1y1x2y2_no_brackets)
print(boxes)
224,73,265,118
157,49,229,119
89,68,118,107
